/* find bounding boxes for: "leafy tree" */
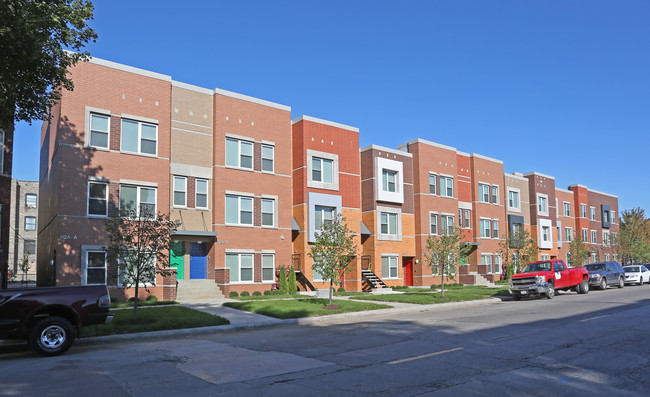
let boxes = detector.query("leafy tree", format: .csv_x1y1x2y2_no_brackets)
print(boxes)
0,0,97,128
309,213,357,307
19,253,31,284
617,207,650,265
104,208,180,320
424,228,470,298
278,264,287,294
288,264,297,294
567,236,590,267
498,227,539,276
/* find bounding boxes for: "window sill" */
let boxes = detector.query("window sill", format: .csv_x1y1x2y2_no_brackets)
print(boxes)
87,214,109,219
225,223,255,228
119,150,159,159
86,145,110,152
225,165,254,172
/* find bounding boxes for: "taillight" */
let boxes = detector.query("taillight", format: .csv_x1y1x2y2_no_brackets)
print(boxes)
98,294,111,308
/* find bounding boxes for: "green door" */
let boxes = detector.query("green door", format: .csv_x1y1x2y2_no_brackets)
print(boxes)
170,241,185,280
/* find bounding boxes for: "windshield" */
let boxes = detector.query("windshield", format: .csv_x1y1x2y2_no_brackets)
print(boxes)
624,266,639,273
585,264,606,272
521,262,552,273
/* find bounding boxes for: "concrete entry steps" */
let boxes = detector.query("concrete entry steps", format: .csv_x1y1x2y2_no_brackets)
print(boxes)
175,279,225,302
464,271,498,288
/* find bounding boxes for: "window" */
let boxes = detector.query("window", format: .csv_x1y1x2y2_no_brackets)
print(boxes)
604,254,610,261
590,207,596,221
463,210,470,228
312,157,333,183
24,240,36,256
440,215,454,235
429,174,436,194
314,205,335,234
382,256,398,279
261,144,274,172
90,113,109,149
542,226,551,242
380,212,398,235
226,137,253,169
430,213,438,235
491,186,499,204
118,253,156,287
537,195,548,215
173,176,187,207
602,209,609,223
493,255,502,274
581,204,587,218
86,251,107,285
25,193,37,208
565,227,573,242
120,185,156,218
262,254,275,282
591,253,598,262
563,202,571,217
121,119,157,155
481,254,493,273
582,228,588,242
480,219,491,238
195,179,208,209
611,211,616,223
493,220,499,239
508,190,519,210
603,231,610,246
24,216,36,231
225,253,253,283
479,184,490,203
590,230,597,244
261,198,275,227
611,232,618,245
440,176,453,198
541,254,550,261
225,195,253,226
382,170,397,192
88,181,108,216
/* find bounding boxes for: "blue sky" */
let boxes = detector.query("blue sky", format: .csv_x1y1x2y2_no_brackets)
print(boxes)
14,0,649,213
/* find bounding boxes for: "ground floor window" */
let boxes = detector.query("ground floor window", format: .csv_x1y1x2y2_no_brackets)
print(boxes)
86,251,107,285
481,254,492,273
117,253,156,287
262,254,275,282
493,255,502,274
382,256,398,279
226,253,253,283
541,254,550,261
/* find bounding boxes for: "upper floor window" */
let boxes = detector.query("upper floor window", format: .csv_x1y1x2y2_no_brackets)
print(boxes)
537,195,548,216
120,185,156,218
429,174,436,194
262,144,274,172
225,195,253,226
582,228,588,242
88,181,108,217
261,198,275,227
195,179,208,209
314,205,335,234
463,209,470,228
440,214,454,235
590,230,597,244
312,157,333,183
563,202,571,217
603,231,610,246
589,206,596,221
542,226,551,242
611,211,616,223
90,113,109,149
24,216,36,231
440,176,453,198
25,193,37,208
380,212,398,236
382,170,397,192
508,190,520,210
307,150,339,190
173,176,187,207
480,219,491,238
565,227,573,242
491,186,499,204
581,204,587,218
493,220,499,239
226,137,253,169
430,213,438,235
122,119,157,156
479,184,490,203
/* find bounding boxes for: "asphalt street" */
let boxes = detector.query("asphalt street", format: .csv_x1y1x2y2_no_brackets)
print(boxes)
2,285,650,396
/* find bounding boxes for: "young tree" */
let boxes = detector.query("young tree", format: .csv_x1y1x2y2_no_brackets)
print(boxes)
424,228,470,298
0,0,97,128
498,228,539,276
288,264,298,294
104,208,180,320
278,264,288,294
618,207,650,265
309,214,357,307
567,236,590,267
19,253,31,284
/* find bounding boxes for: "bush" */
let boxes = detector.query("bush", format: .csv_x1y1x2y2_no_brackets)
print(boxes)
393,286,408,290
278,265,288,293
288,265,297,294
240,291,250,297
146,295,158,302
127,297,140,302
252,291,262,296
229,291,239,298
270,290,283,295
337,287,346,292
263,290,271,295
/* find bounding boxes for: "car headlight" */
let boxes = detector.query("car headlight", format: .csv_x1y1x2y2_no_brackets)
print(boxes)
535,275,546,283
592,274,601,279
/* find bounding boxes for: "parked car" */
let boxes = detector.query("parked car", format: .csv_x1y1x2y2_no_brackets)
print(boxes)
509,260,589,300
584,262,625,290
623,265,650,285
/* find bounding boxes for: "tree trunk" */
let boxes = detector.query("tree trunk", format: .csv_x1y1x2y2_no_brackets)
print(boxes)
440,260,445,298
133,283,139,321
329,279,333,306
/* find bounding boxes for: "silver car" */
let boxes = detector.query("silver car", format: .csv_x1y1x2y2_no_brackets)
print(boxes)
623,265,650,285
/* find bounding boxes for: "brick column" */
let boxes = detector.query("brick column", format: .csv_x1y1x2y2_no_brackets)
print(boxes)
214,268,230,297
162,268,177,301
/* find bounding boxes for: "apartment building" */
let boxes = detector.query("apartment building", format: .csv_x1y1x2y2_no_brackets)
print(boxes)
0,126,13,288
291,116,363,291
8,179,38,282
359,145,416,288
555,187,576,265
524,172,559,261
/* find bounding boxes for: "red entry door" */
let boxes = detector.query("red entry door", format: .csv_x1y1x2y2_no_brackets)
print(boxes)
403,258,413,286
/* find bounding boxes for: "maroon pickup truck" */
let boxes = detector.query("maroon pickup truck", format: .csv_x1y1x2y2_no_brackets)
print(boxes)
0,285,113,356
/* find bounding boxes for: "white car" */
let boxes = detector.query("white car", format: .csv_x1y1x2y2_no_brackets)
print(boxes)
623,265,650,285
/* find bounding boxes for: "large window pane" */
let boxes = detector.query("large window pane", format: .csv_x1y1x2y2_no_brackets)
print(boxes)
196,179,208,208
120,186,137,212
225,195,238,224
240,141,253,169
121,120,139,152
240,254,253,282
225,138,238,166
240,197,253,225
262,254,274,281
312,158,322,181
262,199,274,226
89,182,107,216
262,145,274,172
90,114,109,148
322,159,333,183
173,177,186,206
389,213,397,235
226,254,239,282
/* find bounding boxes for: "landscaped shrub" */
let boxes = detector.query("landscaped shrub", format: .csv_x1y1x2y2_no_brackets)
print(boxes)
127,297,140,302
240,291,250,297
263,290,271,295
337,287,346,292
288,265,297,294
252,291,262,296
278,265,288,293
270,290,283,295
146,295,158,302
229,291,239,298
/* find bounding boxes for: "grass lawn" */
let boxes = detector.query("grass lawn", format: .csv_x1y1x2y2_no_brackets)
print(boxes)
223,298,391,319
235,293,303,300
352,286,510,305
111,300,178,308
334,291,367,296
81,306,229,337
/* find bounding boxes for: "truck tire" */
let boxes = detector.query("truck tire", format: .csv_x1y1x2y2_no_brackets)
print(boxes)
29,316,75,357
512,293,521,301
599,278,607,290
577,280,589,294
545,281,555,299
618,277,624,288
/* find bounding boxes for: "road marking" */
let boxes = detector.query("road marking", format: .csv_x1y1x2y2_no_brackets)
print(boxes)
580,315,610,322
387,347,464,365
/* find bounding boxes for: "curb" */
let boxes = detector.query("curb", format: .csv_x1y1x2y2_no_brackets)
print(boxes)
77,297,504,347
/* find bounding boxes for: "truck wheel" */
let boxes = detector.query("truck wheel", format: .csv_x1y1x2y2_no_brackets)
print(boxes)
618,277,624,288
29,316,74,357
545,281,555,299
577,280,589,294
599,278,607,290
512,293,521,301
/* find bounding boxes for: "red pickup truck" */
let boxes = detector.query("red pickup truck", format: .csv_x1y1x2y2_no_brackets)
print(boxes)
0,285,113,356
509,260,589,301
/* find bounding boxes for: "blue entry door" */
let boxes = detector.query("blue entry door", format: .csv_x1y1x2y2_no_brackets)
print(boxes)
189,242,208,279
